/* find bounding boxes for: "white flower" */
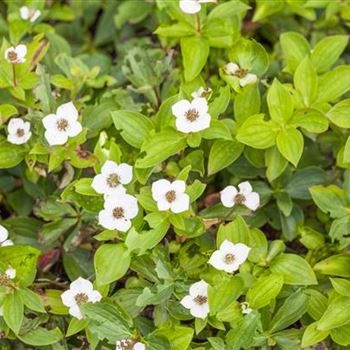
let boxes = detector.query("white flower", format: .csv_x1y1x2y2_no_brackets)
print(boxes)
220,181,260,211
151,179,190,214
171,97,210,133
208,240,250,273
241,302,253,315
116,339,146,350
7,118,31,145
20,6,41,22
180,280,209,319
98,194,138,232
179,0,217,14
5,45,27,64
0,225,14,247
0,266,16,286
42,102,82,146
191,87,212,99
225,62,258,87
61,277,102,320
92,160,132,197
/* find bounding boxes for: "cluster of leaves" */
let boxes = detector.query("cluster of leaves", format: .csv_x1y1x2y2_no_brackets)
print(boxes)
1,0,350,349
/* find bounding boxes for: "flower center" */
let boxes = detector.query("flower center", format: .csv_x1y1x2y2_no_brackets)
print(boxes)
74,293,89,305
7,51,17,62
234,193,245,205
118,339,135,350
165,190,176,203
233,68,248,79
194,295,208,305
56,118,69,131
16,128,25,137
0,274,10,286
224,253,235,264
185,108,199,122
113,207,124,219
106,173,120,188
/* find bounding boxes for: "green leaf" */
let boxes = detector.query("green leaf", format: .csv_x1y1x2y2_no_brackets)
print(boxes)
330,278,350,297
311,35,349,73
294,56,318,107
0,245,40,287
265,146,288,182
136,129,187,168
276,128,304,166
236,114,277,149
246,273,284,309
305,289,328,321
201,119,232,140
155,326,194,350
66,318,89,337
302,322,329,347
280,32,310,72
81,302,133,343
18,327,63,346
267,79,294,124
234,84,261,124
207,139,244,175
217,216,250,246
18,288,46,313
328,99,350,128
269,290,308,332
225,313,260,350
3,291,24,334
208,1,250,20
125,220,170,254
309,185,349,218
181,36,209,82
317,296,350,330
155,23,195,38
208,276,243,314
0,140,25,168
318,66,350,102
112,110,154,148
286,167,327,200
290,108,328,133
270,254,317,285
94,243,131,286
314,255,350,278
330,323,350,346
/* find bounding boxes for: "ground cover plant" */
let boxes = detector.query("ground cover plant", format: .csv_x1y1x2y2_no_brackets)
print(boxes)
1,0,350,349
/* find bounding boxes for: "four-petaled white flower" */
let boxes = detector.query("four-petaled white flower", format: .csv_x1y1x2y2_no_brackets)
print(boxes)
7,118,31,145
241,301,253,315
225,62,258,87
61,277,102,320
5,45,27,64
92,160,132,197
220,181,260,211
208,240,250,273
171,97,211,133
42,101,82,146
0,225,14,247
116,339,146,350
179,0,217,14
152,179,190,213
98,194,138,232
180,280,209,319
20,6,41,22
191,86,212,99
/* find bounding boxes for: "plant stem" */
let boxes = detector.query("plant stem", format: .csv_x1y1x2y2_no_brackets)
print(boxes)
12,64,17,87
196,13,201,33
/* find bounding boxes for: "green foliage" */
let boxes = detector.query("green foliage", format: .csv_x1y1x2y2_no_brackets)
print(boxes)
0,0,350,349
